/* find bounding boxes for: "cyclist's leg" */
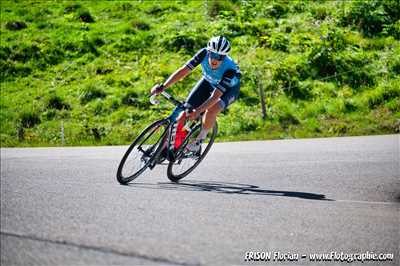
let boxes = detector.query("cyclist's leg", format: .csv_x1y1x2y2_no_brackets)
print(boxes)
184,79,214,152
185,101,221,153
203,103,222,130
200,83,240,140
177,78,213,137
174,78,213,133
185,78,214,109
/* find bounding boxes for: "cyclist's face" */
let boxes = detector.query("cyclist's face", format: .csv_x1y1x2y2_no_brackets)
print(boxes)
208,52,224,69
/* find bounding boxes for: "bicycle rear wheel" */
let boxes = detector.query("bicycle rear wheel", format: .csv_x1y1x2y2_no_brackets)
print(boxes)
167,122,217,182
117,119,169,184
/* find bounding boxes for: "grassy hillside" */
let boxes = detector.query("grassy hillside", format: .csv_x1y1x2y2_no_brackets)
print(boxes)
1,0,399,147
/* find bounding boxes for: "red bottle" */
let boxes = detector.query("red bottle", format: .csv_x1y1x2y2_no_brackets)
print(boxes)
174,112,188,149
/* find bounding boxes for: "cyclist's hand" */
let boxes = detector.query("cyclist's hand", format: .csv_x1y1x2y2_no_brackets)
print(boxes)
150,84,165,95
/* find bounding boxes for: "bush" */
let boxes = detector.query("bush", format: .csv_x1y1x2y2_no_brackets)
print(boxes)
76,9,95,23
61,35,102,57
311,50,375,88
272,56,309,96
270,57,315,101
307,30,345,78
131,19,150,31
311,5,330,21
41,46,65,66
8,43,41,63
212,19,273,39
306,28,375,88
121,91,150,109
104,96,121,112
389,56,400,75
276,104,299,128
248,19,274,36
125,19,151,34
265,2,289,18
383,20,400,39
335,51,375,88
206,0,236,17
18,110,41,128
64,3,82,14
166,34,196,52
0,60,32,81
145,4,179,15
36,21,55,30
291,1,307,13
382,0,400,21
240,115,260,132
216,21,245,38
117,3,133,12
121,91,139,106
237,0,257,21
264,32,290,52
344,99,358,113
286,80,312,101
92,100,104,116
160,32,206,54
385,98,400,112
114,33,154,52
5,21,27,31
366,84,400,108
2,43,65,76
46,95,71,110
238,90,259,106
42,109,57,120
341,1,392,37
79,85,107,104
0,46,10,61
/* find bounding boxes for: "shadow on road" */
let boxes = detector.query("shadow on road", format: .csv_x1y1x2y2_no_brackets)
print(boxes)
128,180,333,201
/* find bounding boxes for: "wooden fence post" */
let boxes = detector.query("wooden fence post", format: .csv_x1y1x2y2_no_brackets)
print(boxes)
257,72,267,120
61,121,65,146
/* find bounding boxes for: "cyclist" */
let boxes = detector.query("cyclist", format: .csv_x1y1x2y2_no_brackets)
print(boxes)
150,36,241,152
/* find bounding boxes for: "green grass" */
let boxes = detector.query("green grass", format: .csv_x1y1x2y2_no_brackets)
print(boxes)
1,0,399,147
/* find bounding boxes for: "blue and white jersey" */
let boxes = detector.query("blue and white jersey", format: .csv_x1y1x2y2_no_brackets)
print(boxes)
186,48,241,93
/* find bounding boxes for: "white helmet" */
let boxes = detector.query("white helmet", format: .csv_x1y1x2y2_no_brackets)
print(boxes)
207,36,231,55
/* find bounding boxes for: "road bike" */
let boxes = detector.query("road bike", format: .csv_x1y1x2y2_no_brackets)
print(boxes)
116,91,217,184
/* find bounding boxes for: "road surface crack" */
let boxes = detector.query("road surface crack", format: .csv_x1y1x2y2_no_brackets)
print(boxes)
1,231,198,266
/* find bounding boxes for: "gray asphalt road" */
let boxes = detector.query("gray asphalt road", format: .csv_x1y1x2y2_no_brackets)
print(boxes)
1,135,399,266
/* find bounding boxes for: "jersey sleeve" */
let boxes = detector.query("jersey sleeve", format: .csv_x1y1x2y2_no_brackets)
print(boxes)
216,68,241,93
185,48,207,70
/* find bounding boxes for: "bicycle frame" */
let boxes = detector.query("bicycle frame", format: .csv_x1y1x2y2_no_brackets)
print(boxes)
148,92,199,166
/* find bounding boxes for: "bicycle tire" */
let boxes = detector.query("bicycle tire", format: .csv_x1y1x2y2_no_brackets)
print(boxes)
117,119,169,184
167,122,217,182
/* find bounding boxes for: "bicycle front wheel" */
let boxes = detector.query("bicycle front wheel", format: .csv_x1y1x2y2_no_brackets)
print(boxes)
167,122,217,182
117,119,169,184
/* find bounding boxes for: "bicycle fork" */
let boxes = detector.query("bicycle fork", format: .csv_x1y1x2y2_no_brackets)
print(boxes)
148,106,200,169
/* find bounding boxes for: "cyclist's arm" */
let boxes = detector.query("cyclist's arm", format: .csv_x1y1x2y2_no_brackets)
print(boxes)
163,66,191,89
162,48,207,90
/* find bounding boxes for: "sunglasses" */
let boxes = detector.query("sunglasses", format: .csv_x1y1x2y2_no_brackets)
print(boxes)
209,52,225,61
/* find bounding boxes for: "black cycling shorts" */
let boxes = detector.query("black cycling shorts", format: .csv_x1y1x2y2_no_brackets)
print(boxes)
185,78,240,110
